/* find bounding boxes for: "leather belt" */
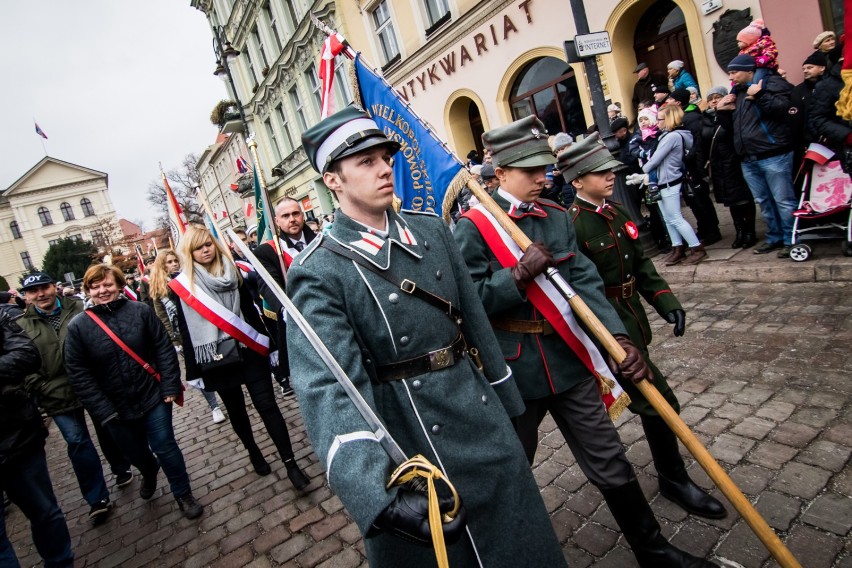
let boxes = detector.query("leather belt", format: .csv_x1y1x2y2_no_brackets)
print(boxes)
605,276,636,300
375,334,467,383
490,318,554,335
658,177,683,189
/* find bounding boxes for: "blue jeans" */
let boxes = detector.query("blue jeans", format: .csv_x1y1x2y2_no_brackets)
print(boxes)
106,402,191,498
740,152,797,245
658,184,700,247
52,409,110,506
0,445,74,568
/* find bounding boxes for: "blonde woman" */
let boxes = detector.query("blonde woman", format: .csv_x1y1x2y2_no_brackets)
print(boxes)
642,105,706,265
149,251,226,425
172,226,308,489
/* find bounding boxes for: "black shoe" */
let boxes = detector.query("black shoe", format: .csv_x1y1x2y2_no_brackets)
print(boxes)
285,459,310,491
278,378,294,398
249,450,272,476
175,493,203,519
659,473,727,519
89,499,111,522
753,241,783,254
115,471,133,489
777,245,792,258
140,468,159,500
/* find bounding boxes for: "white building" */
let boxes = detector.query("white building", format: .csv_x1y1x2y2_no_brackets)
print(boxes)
0,157,119,286
196,131,252,233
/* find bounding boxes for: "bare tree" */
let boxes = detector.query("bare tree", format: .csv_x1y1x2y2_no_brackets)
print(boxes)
147,153,205,230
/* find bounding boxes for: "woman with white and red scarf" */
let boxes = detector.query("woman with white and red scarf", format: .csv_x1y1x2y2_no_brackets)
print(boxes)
173,225,309,490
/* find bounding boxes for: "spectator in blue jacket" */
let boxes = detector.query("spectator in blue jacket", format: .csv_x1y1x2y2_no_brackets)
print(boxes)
667,60,699,97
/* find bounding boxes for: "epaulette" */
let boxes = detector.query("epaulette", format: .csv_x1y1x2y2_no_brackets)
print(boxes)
400,208,439,218
296,233,324,266
568,205,581,221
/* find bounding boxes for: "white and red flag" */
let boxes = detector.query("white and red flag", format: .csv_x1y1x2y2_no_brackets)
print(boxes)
162,171,187,242
318,33,347,118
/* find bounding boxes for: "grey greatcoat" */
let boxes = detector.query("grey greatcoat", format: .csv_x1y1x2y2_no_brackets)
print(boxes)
286,208,565,568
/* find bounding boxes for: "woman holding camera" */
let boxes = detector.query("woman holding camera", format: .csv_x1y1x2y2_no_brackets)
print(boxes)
173,225,309,490
642,105,705,265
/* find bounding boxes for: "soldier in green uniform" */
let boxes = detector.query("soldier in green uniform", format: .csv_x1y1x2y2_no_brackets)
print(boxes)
454,116,716,568
559,133,726,520
286,107,566,567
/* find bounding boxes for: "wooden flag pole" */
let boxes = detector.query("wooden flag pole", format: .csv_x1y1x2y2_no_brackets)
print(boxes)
464,179,801,568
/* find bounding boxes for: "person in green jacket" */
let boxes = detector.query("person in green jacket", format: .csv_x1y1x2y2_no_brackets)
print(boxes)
287,107,566,567
454,116,716,568
17,272,132,522
561,133,726,520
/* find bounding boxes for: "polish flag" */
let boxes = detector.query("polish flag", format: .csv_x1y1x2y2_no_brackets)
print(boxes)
318,33,347,118
804,143,835,165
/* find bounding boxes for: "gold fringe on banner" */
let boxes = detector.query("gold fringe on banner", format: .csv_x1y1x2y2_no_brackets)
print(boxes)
836,69,852,121
441,169,473,222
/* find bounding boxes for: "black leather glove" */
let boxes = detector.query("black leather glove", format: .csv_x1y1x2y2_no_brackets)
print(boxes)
613,335,652,384
372,487,467,547
664,309,686,337
511,243,555,290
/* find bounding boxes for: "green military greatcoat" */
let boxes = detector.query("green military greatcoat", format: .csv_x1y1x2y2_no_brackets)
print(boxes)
286,208,565,568
453,191,627,400
569,197,683,415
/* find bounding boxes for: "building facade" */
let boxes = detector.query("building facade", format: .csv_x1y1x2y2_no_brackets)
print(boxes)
0,157,119,286
335,0,843,158
192,0,355,221
196,131,253,233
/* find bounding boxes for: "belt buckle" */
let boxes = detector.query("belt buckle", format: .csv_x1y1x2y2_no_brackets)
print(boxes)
401,279,416,294
429,346,454,371
622,278,635,299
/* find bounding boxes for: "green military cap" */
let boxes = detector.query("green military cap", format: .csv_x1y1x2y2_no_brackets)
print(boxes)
556,132,624,181
482,116,556,168
301,106,401,174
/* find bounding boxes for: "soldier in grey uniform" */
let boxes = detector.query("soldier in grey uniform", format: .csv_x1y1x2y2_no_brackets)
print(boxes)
454,116,716,568
286,107,566,567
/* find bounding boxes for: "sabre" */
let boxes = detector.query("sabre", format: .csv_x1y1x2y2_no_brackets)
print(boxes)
463,181,802,568
226,229,407,465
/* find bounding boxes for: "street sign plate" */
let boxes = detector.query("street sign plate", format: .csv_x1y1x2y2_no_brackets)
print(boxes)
574,32,612,58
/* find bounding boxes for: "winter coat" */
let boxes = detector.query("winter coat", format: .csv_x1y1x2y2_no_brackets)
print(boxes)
0,312,45,464
808,63,852,158
643,128,692,185
172,282,270,391
17,297,85,416
740,35,779,70
671,69,699,95
64,298,181,426
717,72,794,159
701,109,753,206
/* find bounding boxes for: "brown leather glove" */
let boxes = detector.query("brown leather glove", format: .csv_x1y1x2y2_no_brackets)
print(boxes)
613,335,653,384
511,243,555,290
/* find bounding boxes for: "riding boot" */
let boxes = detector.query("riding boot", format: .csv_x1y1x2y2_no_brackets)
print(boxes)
601,480,718,568
641,416,727,519
730,218,743,248
682,244,707,265
664,245,686,266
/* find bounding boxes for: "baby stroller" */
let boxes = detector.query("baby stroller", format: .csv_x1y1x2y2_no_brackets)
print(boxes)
789,144,852,261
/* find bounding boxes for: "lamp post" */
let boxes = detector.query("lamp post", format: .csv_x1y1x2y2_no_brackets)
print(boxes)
212,26,250,135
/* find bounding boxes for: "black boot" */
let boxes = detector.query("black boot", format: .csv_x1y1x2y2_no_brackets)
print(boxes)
602,480,718,567
641,416,727,519
730,219,744,248
739,232,757,249
284,458,310,491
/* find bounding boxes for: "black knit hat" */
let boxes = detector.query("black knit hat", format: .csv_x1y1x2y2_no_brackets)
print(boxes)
727,54,756,72
803,51,827,67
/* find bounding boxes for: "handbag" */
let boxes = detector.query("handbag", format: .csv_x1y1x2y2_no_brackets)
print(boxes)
198,337,243,372
85,311,184,406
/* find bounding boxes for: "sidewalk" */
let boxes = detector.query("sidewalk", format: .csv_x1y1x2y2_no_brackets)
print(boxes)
651,203,852,284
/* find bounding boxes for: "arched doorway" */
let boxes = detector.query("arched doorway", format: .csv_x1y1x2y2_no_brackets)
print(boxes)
634,0,695,82
468,102,484,158
446,94,487,159
509,57,586,137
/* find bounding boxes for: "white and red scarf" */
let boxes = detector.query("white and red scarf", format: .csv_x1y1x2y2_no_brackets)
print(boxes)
465,204,630,420
169,272,270,357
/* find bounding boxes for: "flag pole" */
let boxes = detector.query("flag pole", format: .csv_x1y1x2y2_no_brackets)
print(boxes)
246,138,289,281
195,185,230,250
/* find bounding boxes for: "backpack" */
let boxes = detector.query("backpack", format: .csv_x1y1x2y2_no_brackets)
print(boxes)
675,131,696,199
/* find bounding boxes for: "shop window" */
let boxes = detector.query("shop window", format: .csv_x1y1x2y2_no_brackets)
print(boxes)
10,221,21,239
37,206,53,226
60,202,75,221
81,198,95,216
509,57,586,138
371,1,401,65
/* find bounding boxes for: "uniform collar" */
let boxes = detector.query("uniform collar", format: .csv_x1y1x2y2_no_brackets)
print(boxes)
327,208,422,269
496,188,547,219
574,195,616,220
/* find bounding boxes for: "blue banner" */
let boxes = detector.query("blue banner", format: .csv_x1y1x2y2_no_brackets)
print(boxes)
354,55,462,213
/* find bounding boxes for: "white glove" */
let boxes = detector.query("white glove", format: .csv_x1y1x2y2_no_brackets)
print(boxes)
269,350,280,367
187,378,206,390
625,173,649,187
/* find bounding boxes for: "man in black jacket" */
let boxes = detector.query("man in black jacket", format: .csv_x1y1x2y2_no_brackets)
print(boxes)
0,311,74,567
790,52,828,178
809,50,852,171
717,54,798,258
253,197,318,396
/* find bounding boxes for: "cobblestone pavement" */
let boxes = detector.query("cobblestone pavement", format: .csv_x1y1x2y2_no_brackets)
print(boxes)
5,281,851,567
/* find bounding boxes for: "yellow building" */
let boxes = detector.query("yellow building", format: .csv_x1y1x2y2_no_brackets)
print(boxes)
336,0,843,157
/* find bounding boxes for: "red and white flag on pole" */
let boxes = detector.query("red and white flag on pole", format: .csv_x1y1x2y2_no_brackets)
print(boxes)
318,33,347,119
162,171,187,242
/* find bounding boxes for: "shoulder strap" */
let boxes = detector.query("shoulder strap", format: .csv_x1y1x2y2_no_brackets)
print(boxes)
85,311,161,382
320,239,462,324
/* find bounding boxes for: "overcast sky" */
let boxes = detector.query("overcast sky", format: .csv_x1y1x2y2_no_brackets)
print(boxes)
1,1,226,229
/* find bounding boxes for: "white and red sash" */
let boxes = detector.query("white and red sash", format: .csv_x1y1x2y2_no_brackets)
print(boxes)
465,205,630,420
169,273,270,356
234,260,254,278
123,287,138,301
